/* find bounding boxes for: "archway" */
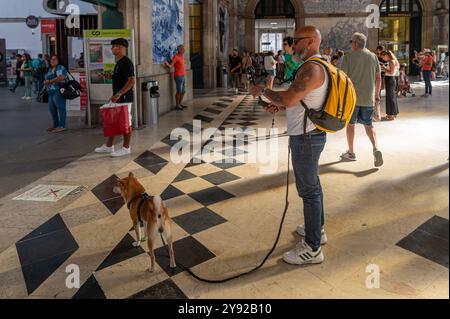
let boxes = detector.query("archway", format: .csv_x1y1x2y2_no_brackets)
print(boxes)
255,0,296,53
378,0,424,74
244,0,305,21
243,0,305,53
373,0,433,74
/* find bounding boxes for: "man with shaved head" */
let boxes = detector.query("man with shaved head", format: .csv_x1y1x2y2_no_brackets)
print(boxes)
252,26,328,265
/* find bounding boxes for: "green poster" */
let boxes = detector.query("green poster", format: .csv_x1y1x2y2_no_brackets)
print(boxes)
85,29,132,39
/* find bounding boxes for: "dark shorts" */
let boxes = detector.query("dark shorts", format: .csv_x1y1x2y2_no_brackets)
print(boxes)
175,76,186,94
266,69,276,77
349,106,374,126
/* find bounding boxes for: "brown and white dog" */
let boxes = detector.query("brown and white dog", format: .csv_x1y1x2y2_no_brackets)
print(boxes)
113,173,177,272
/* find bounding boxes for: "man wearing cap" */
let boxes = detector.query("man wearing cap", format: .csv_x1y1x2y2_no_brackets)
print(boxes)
95,38,136,157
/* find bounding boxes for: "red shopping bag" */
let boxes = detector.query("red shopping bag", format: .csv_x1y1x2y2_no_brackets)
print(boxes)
100,104,132,137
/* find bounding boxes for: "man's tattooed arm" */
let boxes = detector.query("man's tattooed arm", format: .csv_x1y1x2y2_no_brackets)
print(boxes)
264,89,284,104
291,63,315,93
262,63,321,108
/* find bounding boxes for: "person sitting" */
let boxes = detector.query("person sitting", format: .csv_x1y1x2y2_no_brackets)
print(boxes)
397,64,415,97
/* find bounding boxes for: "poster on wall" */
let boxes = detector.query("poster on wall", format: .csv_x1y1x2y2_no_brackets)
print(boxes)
152,0,184,64
89,44,103,63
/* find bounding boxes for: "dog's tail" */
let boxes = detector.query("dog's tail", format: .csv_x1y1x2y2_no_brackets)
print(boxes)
153,195,165,233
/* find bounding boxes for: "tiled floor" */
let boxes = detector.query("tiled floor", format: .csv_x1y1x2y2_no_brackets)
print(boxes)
0,83,449,299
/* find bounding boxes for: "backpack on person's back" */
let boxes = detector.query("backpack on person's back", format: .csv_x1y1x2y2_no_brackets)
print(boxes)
300,57,357,133
34,59,48,78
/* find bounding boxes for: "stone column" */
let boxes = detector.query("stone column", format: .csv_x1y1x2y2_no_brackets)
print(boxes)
436,0,449,46
244,17,256,52
422,10,434,49
228,4,238,51
367,27,379,51
439,13,449,46
294,14,305,30
203,0,218,88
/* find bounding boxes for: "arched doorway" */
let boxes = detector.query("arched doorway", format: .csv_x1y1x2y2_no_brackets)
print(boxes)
244,0,305,53
379,0,422,74
254,0,296,53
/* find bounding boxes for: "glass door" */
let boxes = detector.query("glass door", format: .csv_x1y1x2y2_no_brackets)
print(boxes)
260,33,283,53
379,16,410,65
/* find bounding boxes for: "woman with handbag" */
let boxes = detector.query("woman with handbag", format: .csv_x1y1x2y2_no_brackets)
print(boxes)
44,55,68,133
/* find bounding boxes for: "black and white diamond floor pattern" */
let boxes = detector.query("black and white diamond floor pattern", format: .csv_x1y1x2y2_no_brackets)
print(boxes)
14,96,280,299
11,95,447,299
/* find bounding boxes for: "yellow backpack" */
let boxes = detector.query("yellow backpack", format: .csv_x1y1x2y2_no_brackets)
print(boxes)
300,57,356,133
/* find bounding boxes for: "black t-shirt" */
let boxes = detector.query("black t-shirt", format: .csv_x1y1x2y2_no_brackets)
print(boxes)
16,60,23,75
113,56,135,103
229,55,242,74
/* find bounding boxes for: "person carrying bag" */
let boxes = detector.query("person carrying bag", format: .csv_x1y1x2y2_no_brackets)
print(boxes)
100,102,132,137
60,72,82,100
95,38,136,157
44,55,69,133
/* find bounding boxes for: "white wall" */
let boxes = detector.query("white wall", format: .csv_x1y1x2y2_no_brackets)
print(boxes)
0,0,97,57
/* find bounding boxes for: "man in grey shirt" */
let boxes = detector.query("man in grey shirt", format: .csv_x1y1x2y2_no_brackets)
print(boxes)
340,33,384,167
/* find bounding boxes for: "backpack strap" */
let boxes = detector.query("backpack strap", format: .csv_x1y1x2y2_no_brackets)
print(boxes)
298,57,332,135
300,101,309,135
341,76,350,120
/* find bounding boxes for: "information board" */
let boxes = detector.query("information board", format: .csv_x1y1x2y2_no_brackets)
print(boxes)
83,29,137,128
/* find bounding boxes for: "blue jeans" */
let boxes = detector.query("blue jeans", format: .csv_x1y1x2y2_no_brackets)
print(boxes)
423,70,432,95
24,76,32,97
290,132,327,251
48,92,67,128
175,76,186,93
10,75,22,92
35,75,44,93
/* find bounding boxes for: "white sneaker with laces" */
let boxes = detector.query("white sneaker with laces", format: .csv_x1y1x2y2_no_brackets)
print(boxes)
283,240,324,265
111,147,131,157
296,225,328,245
95,144,114,153
341,151,357,161
21,96,27,100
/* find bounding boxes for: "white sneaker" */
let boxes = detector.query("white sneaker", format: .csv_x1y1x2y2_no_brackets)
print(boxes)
21,96,27,100
25,96,32,100
341,151,357,161
283,240,324,265
296,225,328,245
111,147,131,157
95,144,114,153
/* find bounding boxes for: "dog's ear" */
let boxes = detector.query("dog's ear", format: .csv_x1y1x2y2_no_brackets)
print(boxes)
128,172,134,178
